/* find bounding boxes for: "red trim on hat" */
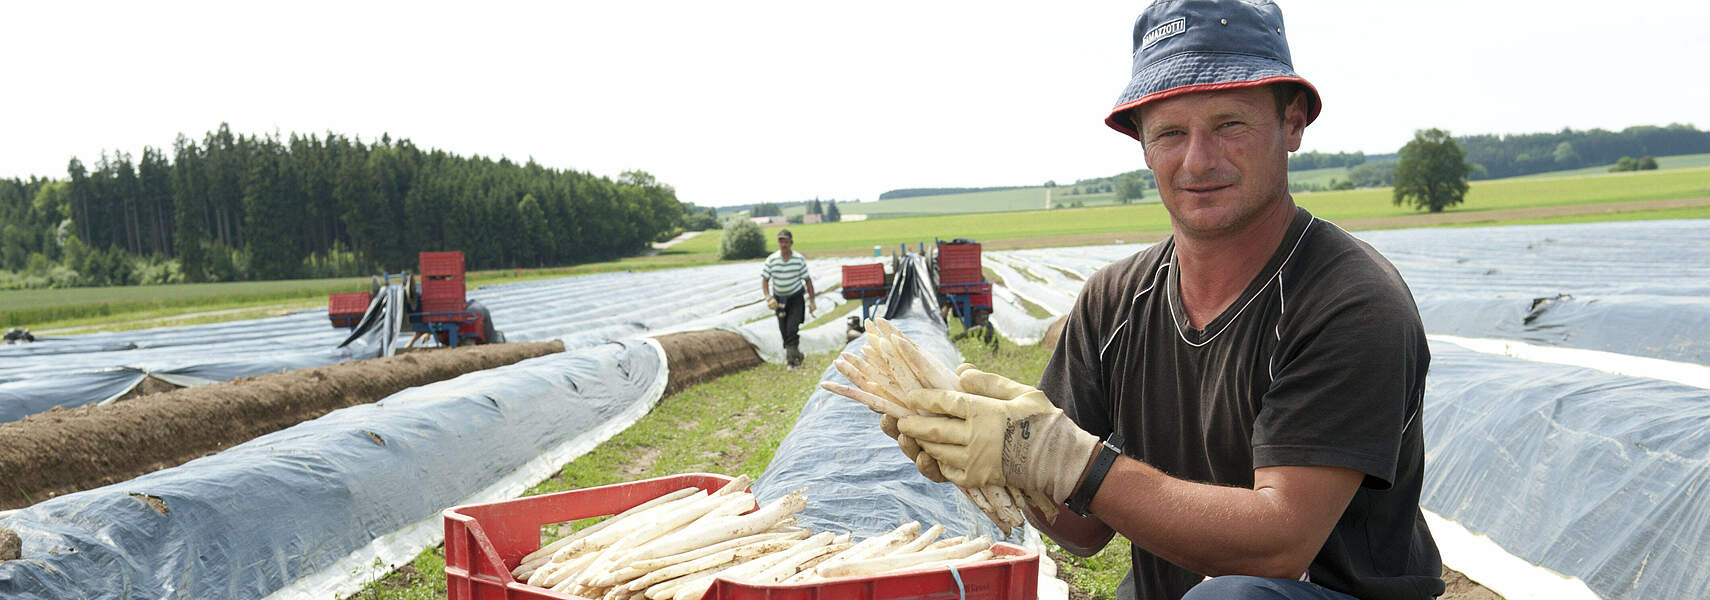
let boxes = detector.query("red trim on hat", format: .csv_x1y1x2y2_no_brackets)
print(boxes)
1105,75,1321,141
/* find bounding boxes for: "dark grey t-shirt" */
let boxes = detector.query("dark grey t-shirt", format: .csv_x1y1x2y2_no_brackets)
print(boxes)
1040,208,1443,600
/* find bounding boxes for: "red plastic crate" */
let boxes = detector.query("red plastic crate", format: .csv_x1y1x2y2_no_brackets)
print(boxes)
329,292,373,317
420,276,468,322
702,542,1035,600
936,244,981,284
421,251,466,278
445,473,736,600
967,282,993,310
443,473,1038,600
842,287,889,300
841,264,885,289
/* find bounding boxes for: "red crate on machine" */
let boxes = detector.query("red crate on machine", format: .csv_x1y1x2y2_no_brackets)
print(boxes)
443,473,1039,600
937,243,982,284
419,251,467,321
419,277,467,321
969,281,993,310
328,291,372,327
840,263,887,300
421,251,466,278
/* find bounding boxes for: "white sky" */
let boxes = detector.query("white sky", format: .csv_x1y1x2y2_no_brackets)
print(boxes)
3,1,1707,207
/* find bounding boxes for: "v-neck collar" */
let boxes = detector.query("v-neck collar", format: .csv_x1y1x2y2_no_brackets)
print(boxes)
1165,207,1315,347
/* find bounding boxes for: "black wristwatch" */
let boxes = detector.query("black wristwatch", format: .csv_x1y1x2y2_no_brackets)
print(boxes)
1066,434,1124,518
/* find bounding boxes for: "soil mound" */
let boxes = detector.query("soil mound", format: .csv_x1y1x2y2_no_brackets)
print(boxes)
0,341,561,510
1040,315,1069,349
654,330,762,396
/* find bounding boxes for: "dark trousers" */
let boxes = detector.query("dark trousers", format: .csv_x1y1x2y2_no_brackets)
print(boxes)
774,290,805,348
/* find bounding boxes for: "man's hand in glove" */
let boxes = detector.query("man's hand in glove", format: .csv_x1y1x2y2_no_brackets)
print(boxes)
900,367,1098,503
766,296,780,312
880,414,947,483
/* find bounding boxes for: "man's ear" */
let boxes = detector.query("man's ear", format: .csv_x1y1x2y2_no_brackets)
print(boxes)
1283,93,1308,153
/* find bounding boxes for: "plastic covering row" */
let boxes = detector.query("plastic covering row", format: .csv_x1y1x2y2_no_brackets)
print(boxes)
0,338,665,599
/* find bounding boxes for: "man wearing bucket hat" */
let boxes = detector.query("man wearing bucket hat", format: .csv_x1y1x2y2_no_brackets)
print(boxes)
897,1,1443,598
762,228,815,368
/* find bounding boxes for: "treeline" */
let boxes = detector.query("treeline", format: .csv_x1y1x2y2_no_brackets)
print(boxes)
0,124,685,288
878,186,1030,200
1288,151,1366,171
1459,123,1709,179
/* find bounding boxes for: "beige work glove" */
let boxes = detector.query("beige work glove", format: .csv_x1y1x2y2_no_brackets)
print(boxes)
766,296,780,312
880,414,948,483
900,368,1098,504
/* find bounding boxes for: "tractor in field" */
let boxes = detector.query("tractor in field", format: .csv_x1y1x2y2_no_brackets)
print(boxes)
840,239,996,347
328,251,502,354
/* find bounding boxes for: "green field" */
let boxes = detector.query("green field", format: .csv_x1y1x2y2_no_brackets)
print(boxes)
832,188,1141,218
679,165,1710,257
1286,165,1353,188
1293,165,1710,220
779,153,1709,221
1510,152,1710,179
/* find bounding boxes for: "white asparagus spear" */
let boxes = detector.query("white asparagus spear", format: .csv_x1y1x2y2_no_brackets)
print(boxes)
839,352,908,404
623,489,807,563
618,534,806,593
820,381,912,419
713,474,752,496
620,548,738,593
893,524,945,554
817,536,992,578
550,490,709,562
575,492,732,587
750,540,850,584
521,486,699,569
925,536,968,550
627,531,801,573
888,549,996,575
731,532,835,584
889,331,960,391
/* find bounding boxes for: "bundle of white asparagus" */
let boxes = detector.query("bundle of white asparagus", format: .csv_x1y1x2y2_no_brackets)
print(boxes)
818,317,1059,533
511,475,1005,600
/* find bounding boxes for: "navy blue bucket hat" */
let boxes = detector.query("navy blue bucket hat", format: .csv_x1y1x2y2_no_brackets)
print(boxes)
1106,0,1321,140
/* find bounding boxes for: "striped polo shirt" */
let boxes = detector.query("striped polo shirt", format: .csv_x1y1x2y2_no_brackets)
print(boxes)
762,251,812,296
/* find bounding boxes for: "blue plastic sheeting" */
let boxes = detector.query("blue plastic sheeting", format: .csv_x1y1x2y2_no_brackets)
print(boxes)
754,255,1025,544
0,339,663,600
1422,341,1710,599
0,312,385,425
0,258,855,423
988,219,1710,366
1367,220,1710,366
0,367,146,422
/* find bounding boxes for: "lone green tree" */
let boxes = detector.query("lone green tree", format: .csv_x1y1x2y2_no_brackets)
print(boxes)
1115,173,1147,204
718,217,768,260
1393,128,1471,213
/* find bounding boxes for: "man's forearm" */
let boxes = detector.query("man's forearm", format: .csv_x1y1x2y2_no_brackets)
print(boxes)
1086,459,1360,578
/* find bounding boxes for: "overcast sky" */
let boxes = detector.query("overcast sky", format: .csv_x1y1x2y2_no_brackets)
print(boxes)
4,1,1706,207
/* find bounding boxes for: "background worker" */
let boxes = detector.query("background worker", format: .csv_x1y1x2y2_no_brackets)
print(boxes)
893,2,1443,599
761,229,814,368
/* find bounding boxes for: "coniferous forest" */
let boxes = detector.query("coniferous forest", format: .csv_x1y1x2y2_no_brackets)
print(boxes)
0,124,686,288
